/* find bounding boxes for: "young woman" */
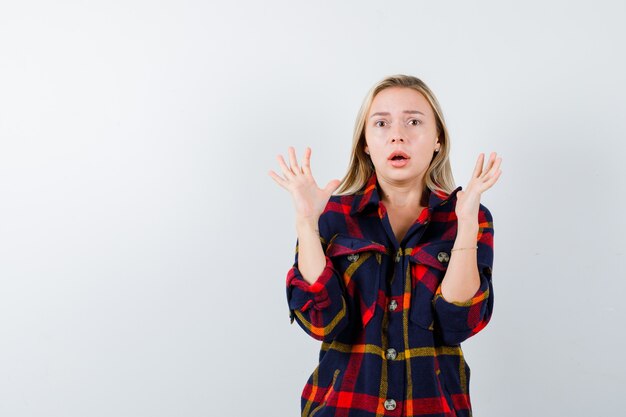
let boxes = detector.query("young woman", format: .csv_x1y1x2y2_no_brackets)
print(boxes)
268,74,502,417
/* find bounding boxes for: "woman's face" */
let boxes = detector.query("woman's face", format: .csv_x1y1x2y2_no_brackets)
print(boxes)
364,87,440,183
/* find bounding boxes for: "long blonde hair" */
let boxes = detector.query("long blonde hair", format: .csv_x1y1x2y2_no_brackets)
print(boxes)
334,74,456,196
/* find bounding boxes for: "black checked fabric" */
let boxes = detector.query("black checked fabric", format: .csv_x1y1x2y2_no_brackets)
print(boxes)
286,169,495,417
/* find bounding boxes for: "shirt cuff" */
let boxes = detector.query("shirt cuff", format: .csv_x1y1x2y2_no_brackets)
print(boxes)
286,256,338,313
432,271,491,332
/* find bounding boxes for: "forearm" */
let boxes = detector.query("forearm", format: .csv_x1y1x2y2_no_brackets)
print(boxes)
439,220,480,303
287,217,349,341
295,217,327,285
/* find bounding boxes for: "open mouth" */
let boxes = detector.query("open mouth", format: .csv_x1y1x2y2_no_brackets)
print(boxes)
388,150,410,161
388,154,409,167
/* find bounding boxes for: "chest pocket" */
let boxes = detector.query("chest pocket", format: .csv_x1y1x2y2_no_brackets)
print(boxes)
325,234,388,328
408,240,455,330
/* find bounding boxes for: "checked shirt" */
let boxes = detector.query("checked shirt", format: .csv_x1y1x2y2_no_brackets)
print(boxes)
285,170,495,417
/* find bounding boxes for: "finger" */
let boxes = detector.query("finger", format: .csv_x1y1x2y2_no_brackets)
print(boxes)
481,158,502,189
485,159,502,184
492,169,502,183
478,152,496,179
268,169,288,190
276,154,295,179
482,168,502,190
301,147,312,176
482,155,501,182
288,146,302,175
472,153,485,178
492,156,502,173
486,152,497,171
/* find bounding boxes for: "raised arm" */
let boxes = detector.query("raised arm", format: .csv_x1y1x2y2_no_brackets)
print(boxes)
433,205,495,345
269,146,348,341
432,152,501,345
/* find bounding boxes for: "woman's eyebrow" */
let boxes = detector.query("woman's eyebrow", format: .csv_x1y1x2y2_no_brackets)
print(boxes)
369,110,425,119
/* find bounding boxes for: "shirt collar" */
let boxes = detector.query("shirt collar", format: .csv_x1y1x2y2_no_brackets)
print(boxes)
350,170,462,216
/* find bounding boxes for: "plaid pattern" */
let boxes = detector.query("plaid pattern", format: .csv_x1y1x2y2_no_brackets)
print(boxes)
286,170,495,417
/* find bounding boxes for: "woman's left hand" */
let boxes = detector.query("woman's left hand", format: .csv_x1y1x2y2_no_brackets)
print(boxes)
455,152,502,223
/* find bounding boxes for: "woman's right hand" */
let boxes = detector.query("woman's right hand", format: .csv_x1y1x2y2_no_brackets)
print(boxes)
268,146,341,224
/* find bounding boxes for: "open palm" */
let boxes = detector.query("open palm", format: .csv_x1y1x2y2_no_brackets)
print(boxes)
268,146,341,222
455,152,503,222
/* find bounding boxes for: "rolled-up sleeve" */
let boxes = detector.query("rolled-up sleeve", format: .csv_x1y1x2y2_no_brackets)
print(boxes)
285,216,349,341
432,205,495,345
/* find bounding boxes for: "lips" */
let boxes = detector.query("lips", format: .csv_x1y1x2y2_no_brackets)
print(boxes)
387,150,410,160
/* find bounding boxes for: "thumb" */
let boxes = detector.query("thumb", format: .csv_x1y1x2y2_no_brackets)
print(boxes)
324,179,341,195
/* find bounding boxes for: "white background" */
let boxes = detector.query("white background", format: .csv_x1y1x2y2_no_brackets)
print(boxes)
1,1,625,416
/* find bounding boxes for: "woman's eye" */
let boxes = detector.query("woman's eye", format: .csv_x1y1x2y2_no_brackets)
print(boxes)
375,121,386,127
409,119,421,126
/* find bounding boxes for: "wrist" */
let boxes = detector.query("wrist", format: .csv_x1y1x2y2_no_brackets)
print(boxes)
296,217,319,233
455,221,479,243
457,218,479,231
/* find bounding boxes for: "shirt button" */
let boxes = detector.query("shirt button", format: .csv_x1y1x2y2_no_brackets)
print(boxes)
385,348,397,360
384,399,396,410
347,253,359,262
437,251,450,263
388,299,398,311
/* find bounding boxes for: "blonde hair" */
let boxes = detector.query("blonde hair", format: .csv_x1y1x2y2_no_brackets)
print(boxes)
334,74,456,196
